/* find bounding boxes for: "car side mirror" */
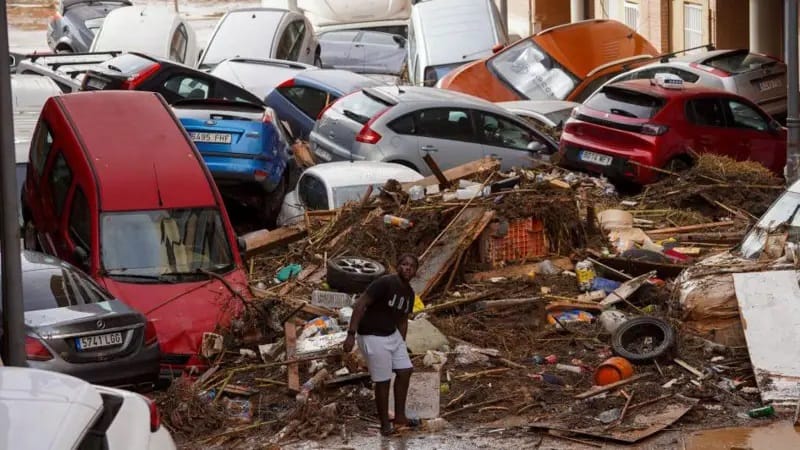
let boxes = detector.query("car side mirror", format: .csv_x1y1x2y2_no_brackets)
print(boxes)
73,246,89,268
237,236,247,254
769,119,782,133
491,43,505,54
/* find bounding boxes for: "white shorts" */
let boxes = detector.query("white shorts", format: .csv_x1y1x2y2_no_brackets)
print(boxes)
357,330,413,382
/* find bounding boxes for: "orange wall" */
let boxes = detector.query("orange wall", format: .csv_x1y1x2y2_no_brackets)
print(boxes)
533,0,572,32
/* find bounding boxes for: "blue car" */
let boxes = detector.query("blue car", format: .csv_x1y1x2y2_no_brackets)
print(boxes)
172,99,290,224
266,69,385,140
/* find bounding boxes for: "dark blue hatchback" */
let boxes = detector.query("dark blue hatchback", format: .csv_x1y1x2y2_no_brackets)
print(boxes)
173,99,290,223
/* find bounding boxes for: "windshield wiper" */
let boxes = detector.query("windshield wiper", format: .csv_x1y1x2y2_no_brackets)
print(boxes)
609,108,638,118
159,270,211,281
342,109,370,124
104,272,176,284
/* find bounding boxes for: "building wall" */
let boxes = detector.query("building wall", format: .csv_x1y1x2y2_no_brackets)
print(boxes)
711,0,749,49
592,0,669,52
531,0,572,33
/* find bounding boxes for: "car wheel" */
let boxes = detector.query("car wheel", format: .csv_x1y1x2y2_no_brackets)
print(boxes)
664,157,691,174
611,317,675,363
55,45,73,54
313,48,322,67
326,256,386,294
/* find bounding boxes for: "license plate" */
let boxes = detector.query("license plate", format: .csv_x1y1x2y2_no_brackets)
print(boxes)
191,132,232,144
314,146,332,161
580,150,612,166
85,77,106,90
759,77,783,91
76,332,123,350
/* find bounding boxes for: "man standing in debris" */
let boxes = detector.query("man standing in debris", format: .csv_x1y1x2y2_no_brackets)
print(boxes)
343,253,420,436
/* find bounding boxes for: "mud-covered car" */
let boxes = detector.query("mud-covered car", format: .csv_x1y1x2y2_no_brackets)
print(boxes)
676,181,800,348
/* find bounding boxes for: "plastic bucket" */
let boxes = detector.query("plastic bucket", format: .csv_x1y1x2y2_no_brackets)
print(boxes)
593,356,634,386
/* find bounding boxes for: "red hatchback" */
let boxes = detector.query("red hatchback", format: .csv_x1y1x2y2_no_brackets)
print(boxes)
22,91,249,374
558,75,787,184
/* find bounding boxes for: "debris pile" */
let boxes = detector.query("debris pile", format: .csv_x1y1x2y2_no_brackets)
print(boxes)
156,155,792,448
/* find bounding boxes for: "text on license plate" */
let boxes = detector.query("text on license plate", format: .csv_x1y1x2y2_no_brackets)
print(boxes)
759,78,783,91
76,332,123,350
191,132,232,144
580,150,612,166
314,147,332,161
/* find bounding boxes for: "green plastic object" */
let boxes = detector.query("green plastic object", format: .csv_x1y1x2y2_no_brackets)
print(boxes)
276,264,302,282
747,405,775,418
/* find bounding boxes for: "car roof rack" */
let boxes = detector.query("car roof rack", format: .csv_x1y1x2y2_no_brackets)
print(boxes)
622,43,716,71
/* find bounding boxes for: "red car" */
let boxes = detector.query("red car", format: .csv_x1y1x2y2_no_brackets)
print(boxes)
21,90,249,375
558,74,787,184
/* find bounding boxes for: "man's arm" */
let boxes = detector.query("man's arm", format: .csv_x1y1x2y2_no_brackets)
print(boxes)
342,293,374,352
397,315,409,341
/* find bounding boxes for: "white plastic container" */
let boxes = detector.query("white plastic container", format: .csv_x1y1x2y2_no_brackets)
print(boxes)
599,310,628,334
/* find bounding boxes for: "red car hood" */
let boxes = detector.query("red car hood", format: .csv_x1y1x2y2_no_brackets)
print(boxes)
100,270,249,357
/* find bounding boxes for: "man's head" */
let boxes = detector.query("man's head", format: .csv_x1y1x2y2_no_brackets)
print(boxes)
396,253,419,282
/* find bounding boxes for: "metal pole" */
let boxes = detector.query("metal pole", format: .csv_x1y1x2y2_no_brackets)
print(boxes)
499,0,508,36
0,0,27,366
786,0,800,184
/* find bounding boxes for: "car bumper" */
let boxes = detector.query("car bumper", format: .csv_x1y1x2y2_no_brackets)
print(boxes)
28,342,161,389
203,156,286,192
309,132,366,162
558,136,659,184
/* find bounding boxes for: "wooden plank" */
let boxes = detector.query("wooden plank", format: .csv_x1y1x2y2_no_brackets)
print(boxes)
646,221,736,235
411,207,489,299
465,258,574,282
422,153,451,190
733,271,800,404
285,321,300,392
401,157,500,190
242,226,307,258
573,373,651,399
250,287,336,317
291,140,316,168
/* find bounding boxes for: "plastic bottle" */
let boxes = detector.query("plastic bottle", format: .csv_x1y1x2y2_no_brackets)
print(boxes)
575,259,597,292
383,214,414,229
747,405,775,418
408,185,425,201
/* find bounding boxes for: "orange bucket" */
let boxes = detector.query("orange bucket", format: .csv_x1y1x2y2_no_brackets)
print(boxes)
594,357,635,386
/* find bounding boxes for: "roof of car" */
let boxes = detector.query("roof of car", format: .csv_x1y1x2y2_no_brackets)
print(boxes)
56,91,216,211
303,161,423,188
370,85,507,111
295,69,383,95
605,79,733,99
497,100,580,115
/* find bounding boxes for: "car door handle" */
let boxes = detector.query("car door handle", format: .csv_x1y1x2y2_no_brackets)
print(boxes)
421,145,438,152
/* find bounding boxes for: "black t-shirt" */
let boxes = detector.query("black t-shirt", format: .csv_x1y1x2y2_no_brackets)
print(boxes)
358,274,415,336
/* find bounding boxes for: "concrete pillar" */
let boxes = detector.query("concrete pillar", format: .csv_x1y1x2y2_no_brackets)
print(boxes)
571,0,585,22
749,0,782,56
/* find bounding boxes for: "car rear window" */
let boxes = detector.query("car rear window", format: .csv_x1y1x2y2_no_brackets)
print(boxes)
585,87,666,119
22,266,111,312
702,52,778,75
200,11,284,68
331,91,390,125
101,53,157,76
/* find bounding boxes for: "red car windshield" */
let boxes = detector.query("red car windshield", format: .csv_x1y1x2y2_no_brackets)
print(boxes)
584,86,666,119
100,208,233,281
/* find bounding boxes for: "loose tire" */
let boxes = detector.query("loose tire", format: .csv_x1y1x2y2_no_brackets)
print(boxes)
611,317,675,363
326,256,386,294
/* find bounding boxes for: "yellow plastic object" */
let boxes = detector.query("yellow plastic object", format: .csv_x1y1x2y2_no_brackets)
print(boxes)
413,295,425,313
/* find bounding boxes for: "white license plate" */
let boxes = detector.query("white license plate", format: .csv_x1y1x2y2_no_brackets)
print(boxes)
314,146,332,161
76,332,123,350
191,132,232,144
580,150,613,166
86,77,106,90
759,78,783,91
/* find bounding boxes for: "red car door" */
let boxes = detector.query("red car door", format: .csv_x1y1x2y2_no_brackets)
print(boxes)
723,98,786,174
683,97,737,158
24,118,62,256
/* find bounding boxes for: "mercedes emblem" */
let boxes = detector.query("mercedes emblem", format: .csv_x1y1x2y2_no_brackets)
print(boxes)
96,319,106,329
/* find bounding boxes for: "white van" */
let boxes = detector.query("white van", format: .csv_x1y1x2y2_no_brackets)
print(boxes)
408,0,507,86
90,6,198,67
297,0,412,36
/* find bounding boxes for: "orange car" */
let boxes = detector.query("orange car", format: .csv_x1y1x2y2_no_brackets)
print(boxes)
438,20,658,103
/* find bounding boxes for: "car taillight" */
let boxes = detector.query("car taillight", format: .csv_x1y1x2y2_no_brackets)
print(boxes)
355,107,391,145
276,78,295,89
144,320,158,346
640,123,669,136
254,169,268,182
146,398,161,432
120,62,161,90
25,336,53,361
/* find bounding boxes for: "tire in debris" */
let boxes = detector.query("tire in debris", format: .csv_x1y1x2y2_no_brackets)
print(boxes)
611,317,675,363
326,256,387,294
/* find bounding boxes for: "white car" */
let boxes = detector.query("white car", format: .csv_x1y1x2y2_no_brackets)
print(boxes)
198,8,319,71
497,100,580,129
90,5,198,67
297,0,412,36
277,161,423,226
0,367,176,450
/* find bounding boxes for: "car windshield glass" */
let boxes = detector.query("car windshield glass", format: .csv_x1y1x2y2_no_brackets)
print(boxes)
740,191,800,259
201,11,283,68
487,39,580,100
584,87,665,119
331,184,380,208
100,208,233,279
425,63,465,84
19,266,111,312
544,107,575,127
331,91,390,125
101,53,156,76
703,52,777,75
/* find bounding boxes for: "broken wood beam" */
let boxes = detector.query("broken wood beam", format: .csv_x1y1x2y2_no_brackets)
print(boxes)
242,226,307,258
573,373,651,399
415,290,497,316
474,297,541,311
423,153,451,190
250,287,336,318
402,157,500,191
646,221,737,235
285,321,300,392
441,395,516,418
